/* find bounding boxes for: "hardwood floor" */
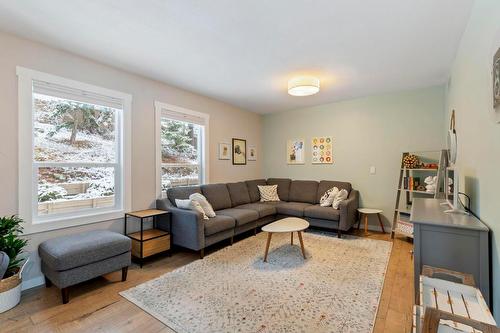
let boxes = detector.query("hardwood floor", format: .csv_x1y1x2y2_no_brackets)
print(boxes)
0,230,414,333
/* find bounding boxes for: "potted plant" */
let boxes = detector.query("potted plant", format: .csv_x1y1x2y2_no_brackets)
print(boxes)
0,215,28,313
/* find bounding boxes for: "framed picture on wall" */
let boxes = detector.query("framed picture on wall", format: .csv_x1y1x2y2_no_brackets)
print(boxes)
232,138,246,165
311,136,333,164
248,145,257,161
287,139,305,164
218,142,230,160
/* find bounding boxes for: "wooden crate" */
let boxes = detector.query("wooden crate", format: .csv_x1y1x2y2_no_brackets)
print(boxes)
422,265,475,287
418,276,496,332
130,229,171,258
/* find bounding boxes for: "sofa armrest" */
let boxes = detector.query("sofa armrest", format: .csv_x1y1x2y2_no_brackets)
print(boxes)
156,199,205,251
339,190,359,231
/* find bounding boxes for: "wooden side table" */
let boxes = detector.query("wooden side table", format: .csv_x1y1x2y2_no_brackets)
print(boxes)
357,208,385,233
124,209,171,268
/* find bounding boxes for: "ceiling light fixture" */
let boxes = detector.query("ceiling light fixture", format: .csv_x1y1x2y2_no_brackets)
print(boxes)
287,76,320,96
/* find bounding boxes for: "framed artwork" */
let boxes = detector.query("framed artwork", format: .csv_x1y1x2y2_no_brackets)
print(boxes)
311,136,333,164
287,139,305,164
493,47,500,110
218,142,230,160
248,145,257,161
232,138,246,165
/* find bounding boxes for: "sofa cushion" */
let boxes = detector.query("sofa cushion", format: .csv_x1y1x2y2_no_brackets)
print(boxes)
266,178,291,201
289,180,319,204
204,215,236,236
245,179,267,202
201,184,232,211
216,208,259,227
38,230,131,271
266,201,312,217
227,182,251,206
167,186,201,206
258,185,280,202
304,205,341,221
316,181,352,203
235,203,277,218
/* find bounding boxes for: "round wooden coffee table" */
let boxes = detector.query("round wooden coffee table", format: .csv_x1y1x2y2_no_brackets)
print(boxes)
261,217,309,262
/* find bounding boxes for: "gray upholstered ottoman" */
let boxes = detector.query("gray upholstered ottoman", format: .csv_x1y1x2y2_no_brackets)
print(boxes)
38,230,131,304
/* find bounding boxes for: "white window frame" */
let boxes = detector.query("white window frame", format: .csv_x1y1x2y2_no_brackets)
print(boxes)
17,67,132,234
155,101,209,198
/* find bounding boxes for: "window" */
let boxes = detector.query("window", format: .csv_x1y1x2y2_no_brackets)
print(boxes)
155,102,209,197
17,67,131,233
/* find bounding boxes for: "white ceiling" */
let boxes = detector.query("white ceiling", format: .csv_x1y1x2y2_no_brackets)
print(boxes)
0,0,474,113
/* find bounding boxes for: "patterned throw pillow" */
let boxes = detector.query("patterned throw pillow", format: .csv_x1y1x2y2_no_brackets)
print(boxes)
175,198,209,220
332,189,349,209
189,193,216,217
319,187,339,207
258,185,280,202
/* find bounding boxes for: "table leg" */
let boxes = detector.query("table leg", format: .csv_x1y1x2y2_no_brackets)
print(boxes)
297,231,306,259
291,232,294,245
377,213,386,233
364,214,369,233
357,213,361,229
263,233,273,262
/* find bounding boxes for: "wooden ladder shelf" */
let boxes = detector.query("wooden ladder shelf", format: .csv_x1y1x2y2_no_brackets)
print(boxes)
391,150,448,239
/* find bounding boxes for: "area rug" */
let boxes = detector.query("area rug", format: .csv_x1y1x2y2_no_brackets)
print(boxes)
120,231,392,333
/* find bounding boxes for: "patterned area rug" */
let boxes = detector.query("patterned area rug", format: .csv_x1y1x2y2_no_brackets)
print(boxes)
120,231,392,333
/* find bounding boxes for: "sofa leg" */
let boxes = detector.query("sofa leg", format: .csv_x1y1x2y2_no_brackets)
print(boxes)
121,267,128,282
230,236,234,245
44,276,52,288
200,249,205,259
61,287,69,304
338,229,342,238
254,227,257,236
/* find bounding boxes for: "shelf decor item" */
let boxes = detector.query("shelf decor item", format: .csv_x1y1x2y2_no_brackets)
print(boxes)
232,138,247,165
402,154,420,169
311,136,333,164
447,110,457,165
0,215,29,313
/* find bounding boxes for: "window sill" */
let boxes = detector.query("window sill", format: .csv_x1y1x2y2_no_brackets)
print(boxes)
22,209,125,235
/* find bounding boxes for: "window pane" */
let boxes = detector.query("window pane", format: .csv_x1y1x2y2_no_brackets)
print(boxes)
161,165,200,190
160,118,201,189
37,166,115,215
33,93,117,163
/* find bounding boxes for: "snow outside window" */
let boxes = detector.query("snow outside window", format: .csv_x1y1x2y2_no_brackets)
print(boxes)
155,102,209,198
17,67,131,233
34,93,119,216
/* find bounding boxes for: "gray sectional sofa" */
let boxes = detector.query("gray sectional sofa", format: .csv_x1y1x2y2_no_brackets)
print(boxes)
156,178,359,258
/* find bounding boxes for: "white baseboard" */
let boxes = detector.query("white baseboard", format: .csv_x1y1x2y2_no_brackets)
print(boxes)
22,275,45,291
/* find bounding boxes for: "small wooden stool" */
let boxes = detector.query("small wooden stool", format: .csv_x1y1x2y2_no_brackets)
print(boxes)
357,208,385,233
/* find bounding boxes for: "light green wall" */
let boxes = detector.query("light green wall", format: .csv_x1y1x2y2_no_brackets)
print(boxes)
263,86,446,229
444,0,500,319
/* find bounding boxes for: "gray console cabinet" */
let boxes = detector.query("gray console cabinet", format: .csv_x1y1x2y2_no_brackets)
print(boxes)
411,198,490,306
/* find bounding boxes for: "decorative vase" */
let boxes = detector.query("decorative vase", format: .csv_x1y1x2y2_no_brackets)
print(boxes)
0,258,28,313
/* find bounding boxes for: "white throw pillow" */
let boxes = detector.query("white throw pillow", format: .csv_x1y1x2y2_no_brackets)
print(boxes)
319,187,339,207
175,198,208,220
189,193,216,218
332,189,349,209
258,185,280,202
175,198,191,209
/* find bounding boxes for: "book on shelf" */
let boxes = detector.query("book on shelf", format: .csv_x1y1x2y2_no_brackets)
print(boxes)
402,176,422,191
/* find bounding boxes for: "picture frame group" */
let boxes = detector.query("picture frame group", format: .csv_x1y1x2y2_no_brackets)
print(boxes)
218,139,257,164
